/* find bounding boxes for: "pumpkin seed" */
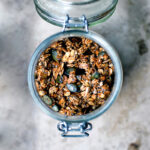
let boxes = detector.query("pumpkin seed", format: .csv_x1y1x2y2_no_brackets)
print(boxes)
52,105,59,112
42,95,53,105
91,72,100,80
56,75,63,83
67,84,78,92
65,67,76,76
52,50,58,61
98,51,106,56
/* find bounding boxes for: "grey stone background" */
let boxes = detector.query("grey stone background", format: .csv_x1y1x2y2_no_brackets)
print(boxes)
0,0,150,150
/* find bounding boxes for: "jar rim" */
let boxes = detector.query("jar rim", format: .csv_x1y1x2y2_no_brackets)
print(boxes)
28,30,123,122
56,0,99,5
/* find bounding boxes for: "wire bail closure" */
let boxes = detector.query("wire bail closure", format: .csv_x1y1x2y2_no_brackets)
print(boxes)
57,121,92,137
63,14,89,32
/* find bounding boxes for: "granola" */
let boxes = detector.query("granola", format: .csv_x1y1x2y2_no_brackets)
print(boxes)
35,37,114,116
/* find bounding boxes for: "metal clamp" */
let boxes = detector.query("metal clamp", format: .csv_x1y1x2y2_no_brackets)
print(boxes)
63,14,89,32
57,121,92,137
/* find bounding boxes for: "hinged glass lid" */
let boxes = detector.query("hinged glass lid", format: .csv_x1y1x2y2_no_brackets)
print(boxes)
34,0,118,27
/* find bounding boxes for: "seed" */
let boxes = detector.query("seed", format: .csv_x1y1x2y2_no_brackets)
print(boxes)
52,105,59,112
42,95,53,105
52,50,58,61
56,75,63,84
65,68,76,76
98,51,106,56
66,84,78,92
91,72,100,79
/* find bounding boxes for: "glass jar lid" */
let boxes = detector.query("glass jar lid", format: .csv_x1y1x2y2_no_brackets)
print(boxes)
34,0,118,27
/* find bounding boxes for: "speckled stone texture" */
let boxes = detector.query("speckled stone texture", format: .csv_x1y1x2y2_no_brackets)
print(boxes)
0,0,150,150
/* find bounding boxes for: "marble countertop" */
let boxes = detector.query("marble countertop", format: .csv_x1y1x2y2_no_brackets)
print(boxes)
0,0,150,150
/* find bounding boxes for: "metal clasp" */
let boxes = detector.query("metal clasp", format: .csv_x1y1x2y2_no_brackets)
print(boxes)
63,14,89,32
57,121,92,137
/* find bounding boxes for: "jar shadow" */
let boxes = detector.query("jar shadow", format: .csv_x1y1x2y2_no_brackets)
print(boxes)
91,0,149,78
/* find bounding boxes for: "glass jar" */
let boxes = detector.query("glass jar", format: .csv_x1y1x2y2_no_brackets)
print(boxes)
28,0,123,137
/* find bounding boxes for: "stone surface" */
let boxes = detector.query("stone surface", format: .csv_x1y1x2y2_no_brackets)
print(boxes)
0,0,150,150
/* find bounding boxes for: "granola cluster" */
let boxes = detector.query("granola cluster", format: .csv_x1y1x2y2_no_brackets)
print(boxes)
35,37,114,116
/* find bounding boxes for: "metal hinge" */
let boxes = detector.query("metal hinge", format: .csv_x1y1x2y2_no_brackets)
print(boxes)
63,14,89,32
57,121,92,137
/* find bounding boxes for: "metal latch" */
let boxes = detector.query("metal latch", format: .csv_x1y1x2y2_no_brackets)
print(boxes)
57,121,92,137
63,14,89,32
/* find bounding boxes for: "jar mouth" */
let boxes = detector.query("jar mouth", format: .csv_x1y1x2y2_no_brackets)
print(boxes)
28,30,123,122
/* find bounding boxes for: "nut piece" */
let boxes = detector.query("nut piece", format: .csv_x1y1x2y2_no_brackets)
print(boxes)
64,91,71,96
49,86,58,95
79,63,89,70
